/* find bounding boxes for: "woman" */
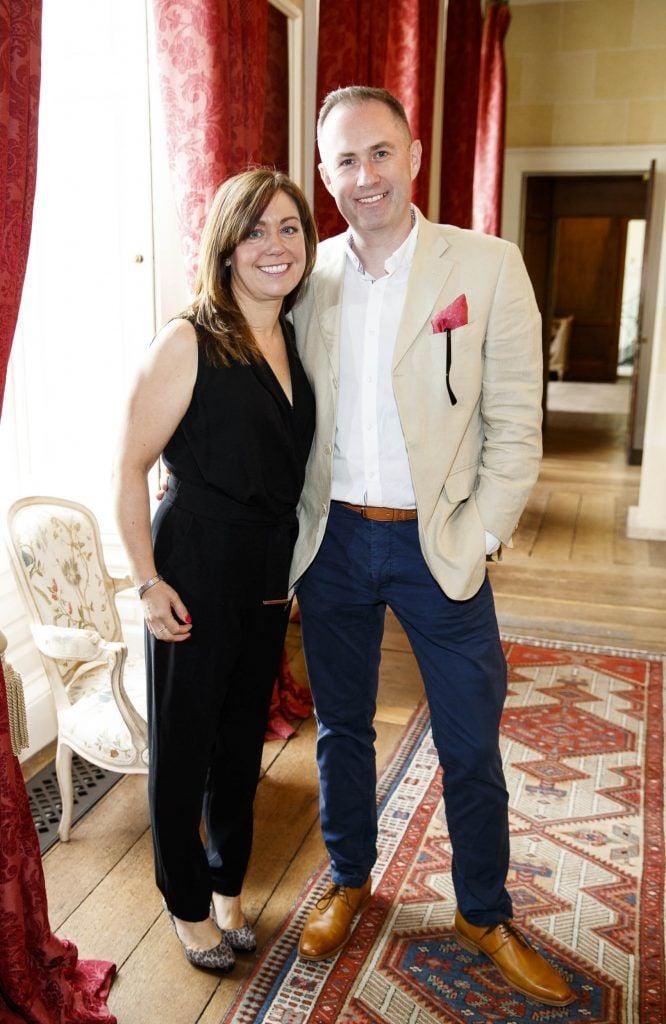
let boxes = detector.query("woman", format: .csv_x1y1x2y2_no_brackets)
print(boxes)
113,169,317,969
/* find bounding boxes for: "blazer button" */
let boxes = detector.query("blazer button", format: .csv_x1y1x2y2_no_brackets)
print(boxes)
323,443,332,455
332,377,338,388
320,503,327,516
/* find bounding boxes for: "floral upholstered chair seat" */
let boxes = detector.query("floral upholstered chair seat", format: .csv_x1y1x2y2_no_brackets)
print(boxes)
6,497,149,841
63,657,148,767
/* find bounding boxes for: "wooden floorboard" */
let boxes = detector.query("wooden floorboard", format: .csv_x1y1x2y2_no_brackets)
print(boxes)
35,411,665,1023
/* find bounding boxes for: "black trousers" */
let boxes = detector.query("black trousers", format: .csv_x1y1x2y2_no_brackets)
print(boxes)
146,502,290,921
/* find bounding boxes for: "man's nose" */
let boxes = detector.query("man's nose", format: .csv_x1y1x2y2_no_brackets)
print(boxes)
356,159,380,187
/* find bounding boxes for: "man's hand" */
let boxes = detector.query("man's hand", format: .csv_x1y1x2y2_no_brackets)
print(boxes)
155,464,171,502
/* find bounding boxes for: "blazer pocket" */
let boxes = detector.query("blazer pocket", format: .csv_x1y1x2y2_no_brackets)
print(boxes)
444,462,480,503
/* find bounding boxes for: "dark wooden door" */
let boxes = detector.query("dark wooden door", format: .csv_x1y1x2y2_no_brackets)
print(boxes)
552,216,627,382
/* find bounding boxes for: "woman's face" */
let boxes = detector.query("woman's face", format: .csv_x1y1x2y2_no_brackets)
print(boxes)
229,190,306,308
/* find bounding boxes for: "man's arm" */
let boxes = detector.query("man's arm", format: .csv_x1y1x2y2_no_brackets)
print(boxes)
475,242,543,545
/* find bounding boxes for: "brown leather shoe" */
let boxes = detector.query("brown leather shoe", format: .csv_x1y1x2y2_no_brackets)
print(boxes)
454,909,575,1006
298,878,372,961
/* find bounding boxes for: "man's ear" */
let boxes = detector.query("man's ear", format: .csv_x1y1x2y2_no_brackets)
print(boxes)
409,139,423,182
318,162,334,196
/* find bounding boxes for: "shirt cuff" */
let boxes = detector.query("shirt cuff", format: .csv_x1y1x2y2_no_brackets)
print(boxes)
484,530,501,555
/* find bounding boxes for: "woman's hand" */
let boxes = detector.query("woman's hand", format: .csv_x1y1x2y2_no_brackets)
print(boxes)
141,580,192,642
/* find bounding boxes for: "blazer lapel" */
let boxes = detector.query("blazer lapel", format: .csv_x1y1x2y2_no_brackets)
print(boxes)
393,213,454,371
312,240,346,376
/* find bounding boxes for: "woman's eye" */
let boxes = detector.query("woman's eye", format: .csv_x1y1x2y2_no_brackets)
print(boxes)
248,228,263,240
282,225,299,236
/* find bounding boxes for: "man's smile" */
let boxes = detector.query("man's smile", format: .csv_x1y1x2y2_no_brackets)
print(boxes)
356,192,389,205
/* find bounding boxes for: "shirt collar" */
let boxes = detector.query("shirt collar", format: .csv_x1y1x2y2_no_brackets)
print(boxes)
345,205,419,280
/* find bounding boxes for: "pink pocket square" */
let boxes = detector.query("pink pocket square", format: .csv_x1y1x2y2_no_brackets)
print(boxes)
431,294,468,333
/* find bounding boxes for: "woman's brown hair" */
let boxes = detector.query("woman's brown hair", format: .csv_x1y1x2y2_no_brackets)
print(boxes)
185,168,318,367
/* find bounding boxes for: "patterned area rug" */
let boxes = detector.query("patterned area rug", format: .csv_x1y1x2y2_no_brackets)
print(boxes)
224,638,665,1024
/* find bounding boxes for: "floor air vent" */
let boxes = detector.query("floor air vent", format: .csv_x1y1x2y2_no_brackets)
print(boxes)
26,755,122,855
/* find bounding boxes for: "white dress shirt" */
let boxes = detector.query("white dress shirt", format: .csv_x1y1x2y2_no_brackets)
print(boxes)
330,213,501,555
331,217,419,509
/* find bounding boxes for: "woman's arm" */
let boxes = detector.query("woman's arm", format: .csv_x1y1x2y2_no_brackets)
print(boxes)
113,318,198,642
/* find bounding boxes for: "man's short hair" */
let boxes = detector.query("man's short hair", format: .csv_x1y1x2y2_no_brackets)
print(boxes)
317,86,412,141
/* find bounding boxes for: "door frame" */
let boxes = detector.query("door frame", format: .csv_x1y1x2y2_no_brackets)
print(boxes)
502,144,666,456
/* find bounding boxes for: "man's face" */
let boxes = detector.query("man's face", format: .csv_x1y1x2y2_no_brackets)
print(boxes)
317,100,422,239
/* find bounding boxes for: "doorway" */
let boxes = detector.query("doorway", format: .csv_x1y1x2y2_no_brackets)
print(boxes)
522,173,652,460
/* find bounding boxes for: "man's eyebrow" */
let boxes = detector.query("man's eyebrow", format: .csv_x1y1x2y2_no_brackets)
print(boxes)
335,141,395,159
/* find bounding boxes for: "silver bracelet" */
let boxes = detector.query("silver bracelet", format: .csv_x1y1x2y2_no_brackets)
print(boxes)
138,573,164,598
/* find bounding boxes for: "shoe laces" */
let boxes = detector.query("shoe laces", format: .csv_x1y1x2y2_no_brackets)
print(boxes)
316,883,353,912
485,920,531,949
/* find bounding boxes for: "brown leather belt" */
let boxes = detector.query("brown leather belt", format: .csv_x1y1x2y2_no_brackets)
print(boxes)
338,501,418,522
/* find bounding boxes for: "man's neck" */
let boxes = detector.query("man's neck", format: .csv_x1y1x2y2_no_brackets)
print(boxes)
349,211,415,279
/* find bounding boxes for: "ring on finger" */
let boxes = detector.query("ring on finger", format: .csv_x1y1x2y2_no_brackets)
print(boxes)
157,624,168,634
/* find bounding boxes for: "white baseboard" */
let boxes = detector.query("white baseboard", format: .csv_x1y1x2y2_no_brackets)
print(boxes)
626,505,666,541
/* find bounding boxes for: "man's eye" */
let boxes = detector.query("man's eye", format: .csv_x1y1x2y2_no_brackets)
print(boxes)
374,150,389,159
339,158,354,168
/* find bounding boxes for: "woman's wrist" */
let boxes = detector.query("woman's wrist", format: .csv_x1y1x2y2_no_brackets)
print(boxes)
137,573,164,598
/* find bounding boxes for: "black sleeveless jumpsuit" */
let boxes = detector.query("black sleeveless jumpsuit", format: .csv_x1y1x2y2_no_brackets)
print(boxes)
146,318,315,921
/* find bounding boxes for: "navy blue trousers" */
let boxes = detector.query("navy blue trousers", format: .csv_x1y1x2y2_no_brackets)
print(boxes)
297,502,512,926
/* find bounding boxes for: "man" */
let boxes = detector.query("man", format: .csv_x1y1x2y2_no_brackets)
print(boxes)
290,86,574,1008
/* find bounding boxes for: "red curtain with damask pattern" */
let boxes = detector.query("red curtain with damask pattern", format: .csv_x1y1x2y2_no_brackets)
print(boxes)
472,1,511,236
438,0,482,228
315,0,439,240
263,4,289,173
0,4,117,1021
152,0,268,288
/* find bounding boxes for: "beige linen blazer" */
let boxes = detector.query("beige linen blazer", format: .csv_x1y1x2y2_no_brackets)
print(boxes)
290,210,543,601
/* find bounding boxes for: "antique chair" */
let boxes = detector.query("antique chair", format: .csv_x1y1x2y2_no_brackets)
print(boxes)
5,496,148,840
549,315,574,381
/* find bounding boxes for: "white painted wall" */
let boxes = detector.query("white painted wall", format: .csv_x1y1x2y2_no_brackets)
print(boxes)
627,199,666,540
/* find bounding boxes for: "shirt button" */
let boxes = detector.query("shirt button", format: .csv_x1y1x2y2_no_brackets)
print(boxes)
366,376,372,383
366,423,372,430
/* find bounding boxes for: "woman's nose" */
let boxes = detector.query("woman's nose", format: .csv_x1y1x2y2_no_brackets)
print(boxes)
265,230,286,252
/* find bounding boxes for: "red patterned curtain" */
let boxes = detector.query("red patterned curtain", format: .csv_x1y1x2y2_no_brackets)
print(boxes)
0,5,116,1021
152,0,268,287
472,0,511,236
439,0,482,228
263,4,289,173
315,0,439,240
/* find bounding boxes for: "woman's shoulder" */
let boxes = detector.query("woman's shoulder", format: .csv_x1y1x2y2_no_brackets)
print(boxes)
152,317,199,356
